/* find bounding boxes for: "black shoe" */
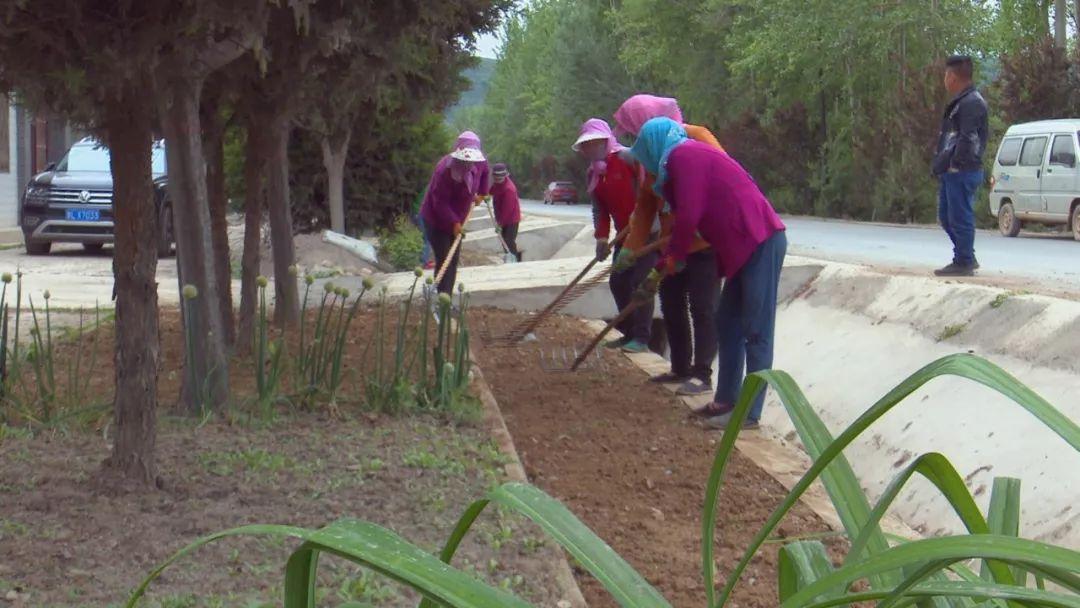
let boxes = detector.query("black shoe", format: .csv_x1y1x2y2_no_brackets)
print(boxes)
934,262,975,277
692,402,734,419
649,371,689,384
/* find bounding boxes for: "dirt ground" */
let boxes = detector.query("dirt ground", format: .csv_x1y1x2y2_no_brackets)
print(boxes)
0,307,568,607
473,309,840,608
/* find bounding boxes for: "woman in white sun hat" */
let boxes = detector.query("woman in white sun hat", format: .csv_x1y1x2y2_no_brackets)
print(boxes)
420,131,490,294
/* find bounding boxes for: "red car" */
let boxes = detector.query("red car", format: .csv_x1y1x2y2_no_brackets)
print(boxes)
543,181,578,205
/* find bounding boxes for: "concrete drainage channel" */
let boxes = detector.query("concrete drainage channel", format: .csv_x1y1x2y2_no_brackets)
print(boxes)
351,207,1080,553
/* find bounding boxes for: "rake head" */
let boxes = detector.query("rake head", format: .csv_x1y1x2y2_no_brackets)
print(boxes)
537,345,607,373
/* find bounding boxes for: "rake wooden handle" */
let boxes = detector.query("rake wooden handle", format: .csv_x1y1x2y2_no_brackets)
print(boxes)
434,231,465,286
570,299,648,371
570,263,671,371
502,225,632,342
484,201,513,255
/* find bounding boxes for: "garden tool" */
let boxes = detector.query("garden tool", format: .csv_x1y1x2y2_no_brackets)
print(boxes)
433,231,464,287
563,266,670,372
486,231,671,347
480,226,629,346
537,344,607,373
483,198,517,264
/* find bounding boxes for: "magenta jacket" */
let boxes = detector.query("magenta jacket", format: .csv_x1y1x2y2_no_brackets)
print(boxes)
662,141,785,279
421,155,489,233
490,178,521,226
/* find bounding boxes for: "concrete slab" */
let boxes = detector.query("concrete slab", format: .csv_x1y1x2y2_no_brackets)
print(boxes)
467,219,587,262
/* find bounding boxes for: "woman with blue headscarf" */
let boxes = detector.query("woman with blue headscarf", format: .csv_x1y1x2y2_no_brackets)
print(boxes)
630,117,787,430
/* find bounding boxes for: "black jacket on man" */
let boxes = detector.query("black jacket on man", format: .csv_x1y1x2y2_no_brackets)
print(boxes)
932,86,989,176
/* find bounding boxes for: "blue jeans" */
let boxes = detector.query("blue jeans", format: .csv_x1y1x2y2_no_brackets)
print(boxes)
414,213,433,265
714,231,787,421
937,170,982,266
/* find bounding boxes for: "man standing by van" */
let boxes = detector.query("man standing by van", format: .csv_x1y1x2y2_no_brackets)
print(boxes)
932,55,989,277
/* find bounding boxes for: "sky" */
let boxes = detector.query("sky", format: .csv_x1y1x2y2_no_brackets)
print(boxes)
474,31,503,59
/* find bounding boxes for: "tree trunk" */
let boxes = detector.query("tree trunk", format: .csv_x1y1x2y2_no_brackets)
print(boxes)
1075,0,1080,38
321,131,351,234
265,118,300,328
157,76,230,412
1055,0,1068,46
236,124,267,355
102,86,160,485
201,105,235,349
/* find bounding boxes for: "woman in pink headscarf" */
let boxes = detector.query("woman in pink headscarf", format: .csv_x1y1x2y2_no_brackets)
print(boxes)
420,131,489,294
612,94,726,398
572,118,655,353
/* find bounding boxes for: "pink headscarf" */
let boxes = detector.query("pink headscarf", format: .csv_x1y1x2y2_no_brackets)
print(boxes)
613,95,684,138
455,130,482,150
452,131,488,195
574,118,626,194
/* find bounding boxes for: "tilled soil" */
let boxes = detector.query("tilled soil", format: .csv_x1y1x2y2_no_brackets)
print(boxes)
473,309,839,608
0,307,570,607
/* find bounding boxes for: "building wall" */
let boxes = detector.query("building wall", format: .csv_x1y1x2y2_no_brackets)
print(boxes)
0,99,17,228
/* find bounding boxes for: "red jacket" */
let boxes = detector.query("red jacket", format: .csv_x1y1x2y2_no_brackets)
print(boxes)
591,152,636,240
490,178,521,226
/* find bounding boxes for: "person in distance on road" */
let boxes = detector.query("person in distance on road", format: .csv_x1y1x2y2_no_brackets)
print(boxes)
613,94,723,397
489,163,523,261
420,132,489,294
573,117,653,354
932,55,989,277
630,117,786,431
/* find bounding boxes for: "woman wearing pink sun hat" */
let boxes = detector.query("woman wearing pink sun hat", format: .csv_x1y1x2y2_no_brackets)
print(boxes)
420,131,490,294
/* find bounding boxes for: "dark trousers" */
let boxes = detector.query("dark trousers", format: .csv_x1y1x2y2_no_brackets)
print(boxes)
426,225,461,295
937,170,982,266
660,249,718,382
610,245,656,342
502,223,521,261
714,231,787,421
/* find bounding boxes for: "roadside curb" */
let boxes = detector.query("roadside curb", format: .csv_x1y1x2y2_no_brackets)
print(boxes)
469,352,589,608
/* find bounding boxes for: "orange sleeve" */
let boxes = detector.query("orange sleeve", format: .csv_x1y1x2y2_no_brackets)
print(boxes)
684,124,724,152
624,175,659,252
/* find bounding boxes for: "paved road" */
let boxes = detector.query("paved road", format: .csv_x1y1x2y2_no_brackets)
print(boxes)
521,200,1080,295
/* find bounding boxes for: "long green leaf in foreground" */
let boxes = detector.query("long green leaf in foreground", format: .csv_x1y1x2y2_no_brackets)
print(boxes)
782,535,1080,608
424,482,671,608
125,520,531,608
704,354,1080,608
777,540,837,603
797,581,1080,608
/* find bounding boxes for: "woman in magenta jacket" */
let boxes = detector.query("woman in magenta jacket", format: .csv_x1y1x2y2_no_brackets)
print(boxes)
630,117,787,430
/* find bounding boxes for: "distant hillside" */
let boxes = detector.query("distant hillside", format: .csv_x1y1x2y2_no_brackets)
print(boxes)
445,56,496,124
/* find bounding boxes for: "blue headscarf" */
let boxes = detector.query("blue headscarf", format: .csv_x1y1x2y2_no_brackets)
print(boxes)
629,117,688,198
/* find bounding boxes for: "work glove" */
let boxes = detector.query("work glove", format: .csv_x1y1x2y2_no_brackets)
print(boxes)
594,239,610,262
612,247,636,273
633,269,662,303
495,225,503,235
452,223,463,236
658,256,686,276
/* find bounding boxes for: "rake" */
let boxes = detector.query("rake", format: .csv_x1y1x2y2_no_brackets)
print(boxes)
537,343,608,373
485,231,670,346
545,264,671,373
482,199,517,264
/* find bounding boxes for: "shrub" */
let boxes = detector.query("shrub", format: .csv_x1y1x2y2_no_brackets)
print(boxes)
378,215,424,271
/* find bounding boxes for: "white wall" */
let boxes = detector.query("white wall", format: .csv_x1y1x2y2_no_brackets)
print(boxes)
0,102,18,228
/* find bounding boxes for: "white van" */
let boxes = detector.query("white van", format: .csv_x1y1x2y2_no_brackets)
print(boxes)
989,119,1080,241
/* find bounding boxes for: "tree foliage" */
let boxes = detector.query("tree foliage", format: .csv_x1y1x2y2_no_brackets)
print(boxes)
468,0,1072,224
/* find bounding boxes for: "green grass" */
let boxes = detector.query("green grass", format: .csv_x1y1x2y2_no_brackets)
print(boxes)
125,353,1080,608
936,322,968,342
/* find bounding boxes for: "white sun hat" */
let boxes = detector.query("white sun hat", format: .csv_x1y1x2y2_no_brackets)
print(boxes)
571,131,609,152
450,147,485,162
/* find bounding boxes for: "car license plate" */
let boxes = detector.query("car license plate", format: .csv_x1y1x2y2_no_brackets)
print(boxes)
66,209,101,222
